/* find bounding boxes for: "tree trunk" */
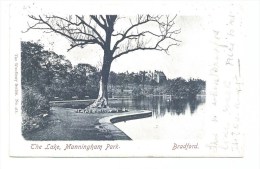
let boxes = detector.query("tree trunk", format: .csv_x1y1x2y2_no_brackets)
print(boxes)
88,21,115,108
89,55,112,108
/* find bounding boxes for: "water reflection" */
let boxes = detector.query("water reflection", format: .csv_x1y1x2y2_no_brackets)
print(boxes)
109,96,206,118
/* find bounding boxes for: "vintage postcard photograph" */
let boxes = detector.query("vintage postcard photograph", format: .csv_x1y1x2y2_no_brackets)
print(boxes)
9,1,245,157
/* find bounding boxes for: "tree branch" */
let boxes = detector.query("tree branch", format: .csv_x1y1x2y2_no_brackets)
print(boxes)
26,15,180,61
76,15,105,45
100,15,107,27
90,15,106,29
26,15,105,49
112,15,181,58
113,39,179,60
112,16,152,52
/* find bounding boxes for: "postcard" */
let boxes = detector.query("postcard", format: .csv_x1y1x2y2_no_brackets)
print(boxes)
8,1,245,157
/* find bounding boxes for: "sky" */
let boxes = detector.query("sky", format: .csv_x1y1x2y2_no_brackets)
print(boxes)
20,13,210,80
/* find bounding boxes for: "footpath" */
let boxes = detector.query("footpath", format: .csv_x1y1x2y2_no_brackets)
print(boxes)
23,107,151,140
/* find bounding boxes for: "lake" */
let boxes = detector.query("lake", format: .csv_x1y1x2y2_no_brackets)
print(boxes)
111,96,206,140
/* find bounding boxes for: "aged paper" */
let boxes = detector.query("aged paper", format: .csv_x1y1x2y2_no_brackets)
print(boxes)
8,1,248,158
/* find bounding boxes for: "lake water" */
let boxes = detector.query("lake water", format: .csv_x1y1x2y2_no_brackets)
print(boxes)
110,96,207,140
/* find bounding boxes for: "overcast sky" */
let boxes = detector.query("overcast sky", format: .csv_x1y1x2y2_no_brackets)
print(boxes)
21,13,210,80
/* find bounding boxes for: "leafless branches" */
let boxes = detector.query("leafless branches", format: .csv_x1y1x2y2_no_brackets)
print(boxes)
25,15,106,51
25,15,181,57
112,15,181,60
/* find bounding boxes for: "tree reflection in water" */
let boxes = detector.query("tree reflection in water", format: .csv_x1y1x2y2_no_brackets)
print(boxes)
110,96,206,118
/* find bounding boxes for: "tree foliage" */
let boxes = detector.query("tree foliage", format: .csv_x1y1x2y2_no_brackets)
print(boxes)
26,15,181,107
22,41,101,100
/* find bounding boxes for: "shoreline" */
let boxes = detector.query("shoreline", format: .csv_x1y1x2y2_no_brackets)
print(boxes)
23,107,152,141
98,110,152,140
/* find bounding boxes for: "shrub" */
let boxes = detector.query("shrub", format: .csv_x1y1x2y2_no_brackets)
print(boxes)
22,85,50,116
22,85,50,135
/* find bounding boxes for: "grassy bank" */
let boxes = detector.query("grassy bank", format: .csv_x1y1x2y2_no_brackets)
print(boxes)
23,107,131,140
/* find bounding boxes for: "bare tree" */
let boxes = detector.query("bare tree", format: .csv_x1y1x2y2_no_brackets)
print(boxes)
25,15,181,108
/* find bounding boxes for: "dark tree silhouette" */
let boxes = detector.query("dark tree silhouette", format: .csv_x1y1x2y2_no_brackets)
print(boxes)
25,15,181,108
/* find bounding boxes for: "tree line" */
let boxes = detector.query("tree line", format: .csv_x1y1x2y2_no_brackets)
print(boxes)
26,15,181,108
109,72,205,99
22,41,205,101
21,41,100,134
21,41,205,134
22,41,100,100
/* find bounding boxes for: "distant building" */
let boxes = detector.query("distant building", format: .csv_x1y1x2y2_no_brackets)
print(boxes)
153,71,167,83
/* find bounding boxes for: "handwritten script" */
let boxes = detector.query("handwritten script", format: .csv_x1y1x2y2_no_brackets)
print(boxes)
207,11,243,155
